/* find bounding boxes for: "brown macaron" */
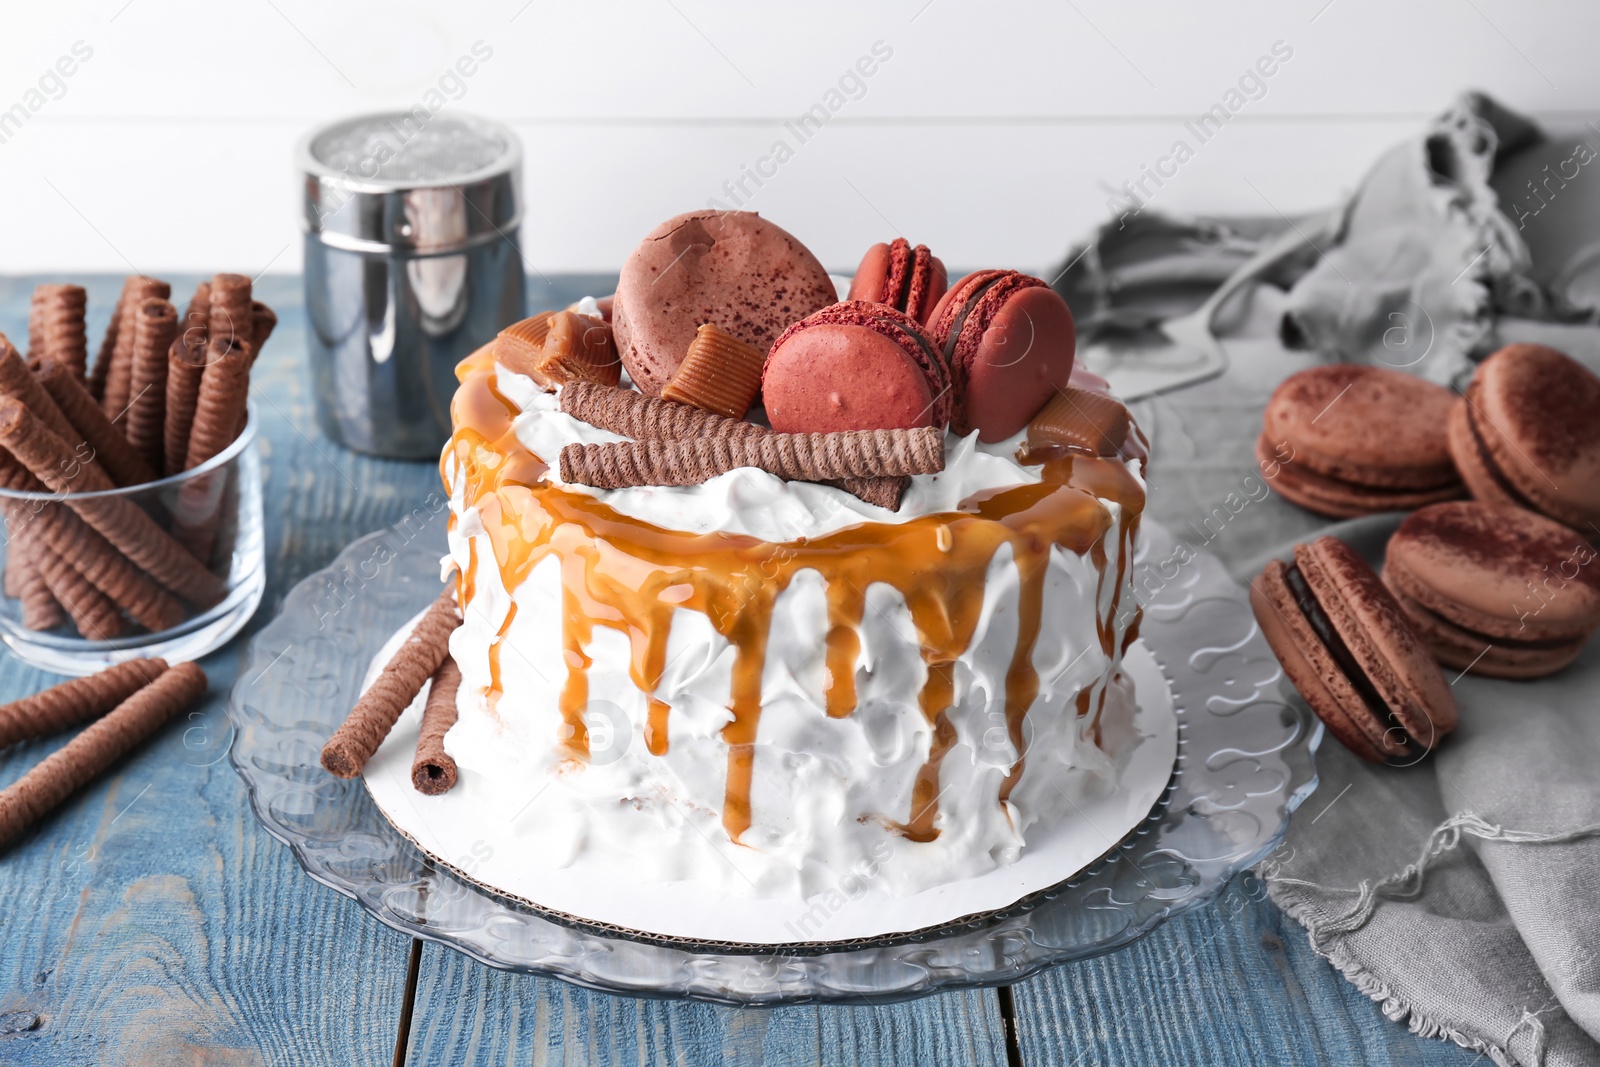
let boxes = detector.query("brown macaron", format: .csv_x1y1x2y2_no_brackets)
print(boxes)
1258,364,1463,518
846,238,948,325
1251,536,1458,763
1384,501,1600,679
611,211,836,396
1446,343,1600,533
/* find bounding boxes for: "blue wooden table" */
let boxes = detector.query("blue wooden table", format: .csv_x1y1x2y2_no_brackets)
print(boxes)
0,274,1475,1065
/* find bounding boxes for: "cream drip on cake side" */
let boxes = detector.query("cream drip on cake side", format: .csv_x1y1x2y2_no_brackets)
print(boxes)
438,347,1147,898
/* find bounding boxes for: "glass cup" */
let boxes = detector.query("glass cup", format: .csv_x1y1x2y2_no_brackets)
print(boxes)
0,403,265,675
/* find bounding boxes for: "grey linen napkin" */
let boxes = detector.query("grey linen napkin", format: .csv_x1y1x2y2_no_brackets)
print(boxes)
1122,304,1600,1065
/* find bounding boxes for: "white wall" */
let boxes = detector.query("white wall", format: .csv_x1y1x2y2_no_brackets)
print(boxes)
1,0,1596,277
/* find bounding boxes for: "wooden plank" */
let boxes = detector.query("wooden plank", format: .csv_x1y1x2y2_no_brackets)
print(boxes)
403,941,1010,1067
1009,883,1475,1065
0,276,415,1065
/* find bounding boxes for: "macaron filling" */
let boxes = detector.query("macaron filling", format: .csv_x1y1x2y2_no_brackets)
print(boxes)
1283,562,1420,760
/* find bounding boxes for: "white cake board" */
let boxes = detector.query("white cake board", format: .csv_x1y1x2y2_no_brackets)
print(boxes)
362,626,1178,948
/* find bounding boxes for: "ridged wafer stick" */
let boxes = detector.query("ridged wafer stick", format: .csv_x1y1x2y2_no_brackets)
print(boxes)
100,276,170,420
36,361,157,488
125,298,178,473
0,658,167,749
411,658,461,795
558,382,909,510
29,285,88,378
184,337,249,470
0,662,206,850
0,338,89,455
248,302,276,365
0,400,227,608
322,589,460,778
32,540,124,639
208,274,252,351
164,335,207,477
0,466,183,633
179,281,211,351
13,539,64,631
560,428,944,488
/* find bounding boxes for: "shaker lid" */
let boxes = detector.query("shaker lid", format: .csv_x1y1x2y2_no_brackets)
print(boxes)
300,111,521,255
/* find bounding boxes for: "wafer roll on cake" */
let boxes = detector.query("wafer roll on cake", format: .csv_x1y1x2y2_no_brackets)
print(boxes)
411,658,462,795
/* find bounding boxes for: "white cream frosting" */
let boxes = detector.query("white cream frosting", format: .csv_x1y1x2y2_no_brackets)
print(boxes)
439,361,1145,899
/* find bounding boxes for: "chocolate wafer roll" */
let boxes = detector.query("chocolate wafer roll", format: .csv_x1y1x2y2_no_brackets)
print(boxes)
559,383,908,510
0,658,166,749
0,339,90,456
164,335,207,477
560,428,945,488
208,273,252,351
13,539,65,632
184,337,249,470
179,281,211,350
411,658,461,795
322,589,459,779
31,539,125,639
29,285,88,378
124,299,178,473
0,400,227,608
36,361,157,488
249,301,276,361
99,276,170,420
0,662,206,850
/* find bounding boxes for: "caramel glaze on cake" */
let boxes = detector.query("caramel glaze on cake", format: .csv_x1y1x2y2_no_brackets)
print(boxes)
443,347,1145,845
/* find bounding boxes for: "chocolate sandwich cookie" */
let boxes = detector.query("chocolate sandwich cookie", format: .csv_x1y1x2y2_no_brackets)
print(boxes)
1446,343,1600,533
926,270,1076,442
612,211,836,396
762,301,951,433
847,238,948,325
1251,536,1457,763
1258,364,1463,518
1384,501,1600,678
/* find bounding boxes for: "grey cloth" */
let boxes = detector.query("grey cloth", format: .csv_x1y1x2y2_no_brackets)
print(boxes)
1055,92,1599,388
1125,296,1600,1067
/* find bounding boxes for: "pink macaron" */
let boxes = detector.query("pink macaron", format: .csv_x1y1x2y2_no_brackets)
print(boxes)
846,238,948,325
761,301,951,434
926,270,1076,442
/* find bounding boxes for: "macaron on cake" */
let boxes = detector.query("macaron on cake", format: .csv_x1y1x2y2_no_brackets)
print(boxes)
1385,501,1600,679
1258,364,1463,518
1447,343,1600,533
846,237,948,325
612,210,836,396
926,270,1078,441
1251,537,1458,763
762,301,951,433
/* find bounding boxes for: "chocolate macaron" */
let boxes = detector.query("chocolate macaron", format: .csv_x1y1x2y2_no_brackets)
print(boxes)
1251,536,1457,763
1258,364,1463,518
762,301,951,434
1384,501,1600,679
1447,343,1600,533
847,238,948,325
926,270,1076,442
612,211,836,396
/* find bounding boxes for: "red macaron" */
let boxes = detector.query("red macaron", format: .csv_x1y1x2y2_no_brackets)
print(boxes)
762,301,951,434
1384,501,1600,679
1447,343,1600,533
926,270,1076,442
1251,536,1458,763
846,238,948,325
1258,364,1464,518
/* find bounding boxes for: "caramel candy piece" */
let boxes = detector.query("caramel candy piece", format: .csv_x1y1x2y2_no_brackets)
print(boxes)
492,311,556,380
661,323,765,420
1027,387,1131,456
537,311,621,389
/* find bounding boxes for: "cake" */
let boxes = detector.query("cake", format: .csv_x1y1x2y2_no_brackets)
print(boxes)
435,215,1150,899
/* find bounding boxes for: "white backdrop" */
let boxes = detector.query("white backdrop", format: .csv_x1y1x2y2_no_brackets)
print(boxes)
1,0,1594,277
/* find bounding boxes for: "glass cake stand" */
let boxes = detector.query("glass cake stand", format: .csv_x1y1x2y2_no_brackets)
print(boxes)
228,511,1320,1005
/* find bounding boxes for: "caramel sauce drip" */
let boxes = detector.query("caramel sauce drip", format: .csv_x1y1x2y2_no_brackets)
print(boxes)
444,349,1146,844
